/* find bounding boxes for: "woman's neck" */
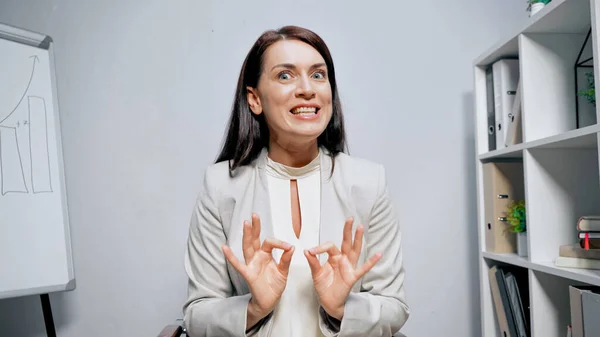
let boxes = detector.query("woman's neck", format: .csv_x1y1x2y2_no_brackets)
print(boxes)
267,139,319,168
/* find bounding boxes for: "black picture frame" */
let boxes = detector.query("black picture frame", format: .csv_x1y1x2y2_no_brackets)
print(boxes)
574,27,595,129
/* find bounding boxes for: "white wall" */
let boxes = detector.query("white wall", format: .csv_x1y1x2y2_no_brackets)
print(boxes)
0,1,529,336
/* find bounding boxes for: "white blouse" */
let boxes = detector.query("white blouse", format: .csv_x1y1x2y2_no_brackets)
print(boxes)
264,152,325,337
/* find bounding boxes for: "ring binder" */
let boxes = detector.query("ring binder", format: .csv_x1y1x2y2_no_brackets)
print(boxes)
483,161,525,253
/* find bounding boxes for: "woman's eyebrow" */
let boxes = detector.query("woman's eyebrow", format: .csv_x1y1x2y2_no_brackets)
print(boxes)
270,62,326,71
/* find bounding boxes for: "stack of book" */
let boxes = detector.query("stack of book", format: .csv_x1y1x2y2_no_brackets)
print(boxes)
555,216,600,269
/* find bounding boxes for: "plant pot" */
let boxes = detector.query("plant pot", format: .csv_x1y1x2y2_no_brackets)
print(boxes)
517,232,528,257
530,3,545,16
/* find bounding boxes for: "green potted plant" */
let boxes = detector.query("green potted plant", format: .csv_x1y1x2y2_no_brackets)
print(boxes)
528,0,551,16
506,200,527,256
578,72,596,107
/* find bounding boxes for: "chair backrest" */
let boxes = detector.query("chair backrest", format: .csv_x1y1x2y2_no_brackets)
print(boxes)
156,324,183,337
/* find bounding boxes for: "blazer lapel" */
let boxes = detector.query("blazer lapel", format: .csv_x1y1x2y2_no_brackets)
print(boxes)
254,148,275,242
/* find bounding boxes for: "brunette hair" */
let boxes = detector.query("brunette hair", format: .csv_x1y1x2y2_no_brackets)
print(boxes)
215,25,347,174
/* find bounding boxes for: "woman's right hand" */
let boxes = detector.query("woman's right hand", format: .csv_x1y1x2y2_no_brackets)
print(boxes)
222,213,294,322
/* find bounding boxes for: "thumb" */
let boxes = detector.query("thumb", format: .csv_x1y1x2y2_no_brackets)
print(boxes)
304,249,321,276
277,245,295,276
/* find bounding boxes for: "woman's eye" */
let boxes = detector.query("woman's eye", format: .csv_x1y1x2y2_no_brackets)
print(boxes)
312,71,326,79
278,72,291,80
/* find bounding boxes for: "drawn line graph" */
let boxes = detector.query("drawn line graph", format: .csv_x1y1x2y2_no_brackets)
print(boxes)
0,54,53,196
0,55,38,124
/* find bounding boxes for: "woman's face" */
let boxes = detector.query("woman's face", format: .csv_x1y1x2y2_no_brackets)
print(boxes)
247,39,333,145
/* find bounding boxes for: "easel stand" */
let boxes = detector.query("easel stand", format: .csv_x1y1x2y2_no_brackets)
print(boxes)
40,294,56,337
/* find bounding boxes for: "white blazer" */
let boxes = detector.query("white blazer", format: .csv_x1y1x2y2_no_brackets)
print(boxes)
183,148,410,337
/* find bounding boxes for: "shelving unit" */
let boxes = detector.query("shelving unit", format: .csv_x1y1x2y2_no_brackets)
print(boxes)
473,0,600,336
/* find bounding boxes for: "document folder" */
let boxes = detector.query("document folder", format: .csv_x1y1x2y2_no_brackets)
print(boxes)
482,162,524,253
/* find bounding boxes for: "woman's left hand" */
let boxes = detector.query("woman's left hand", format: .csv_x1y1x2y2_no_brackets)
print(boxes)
304,217,382,321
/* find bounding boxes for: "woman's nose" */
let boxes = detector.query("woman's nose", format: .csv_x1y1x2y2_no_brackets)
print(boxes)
295,75,316,99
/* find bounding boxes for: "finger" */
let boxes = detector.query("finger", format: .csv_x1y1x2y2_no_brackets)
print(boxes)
251,213,261,252
277,245,295,275
352,224,365,255
261,237,292,254
341,217,354,255
309,241,341,258
304,249,321,276
222,245,247,278
242,220,254,263
354,252,382,280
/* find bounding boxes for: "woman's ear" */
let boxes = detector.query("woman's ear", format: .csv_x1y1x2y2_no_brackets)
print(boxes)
246,86,262,115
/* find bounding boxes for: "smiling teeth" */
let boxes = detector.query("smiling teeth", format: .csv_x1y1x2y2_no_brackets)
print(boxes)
291,107,317,114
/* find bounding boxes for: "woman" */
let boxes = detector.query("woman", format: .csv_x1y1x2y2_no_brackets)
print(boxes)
183,25,409,337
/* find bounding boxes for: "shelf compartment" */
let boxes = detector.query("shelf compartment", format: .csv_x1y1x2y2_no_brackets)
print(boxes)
524,144,600,264
520,32,591,142
480,161,525,255
480,258,530,337
529,270,589,337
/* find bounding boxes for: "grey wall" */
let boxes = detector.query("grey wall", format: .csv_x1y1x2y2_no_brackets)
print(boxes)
0,1,529,336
